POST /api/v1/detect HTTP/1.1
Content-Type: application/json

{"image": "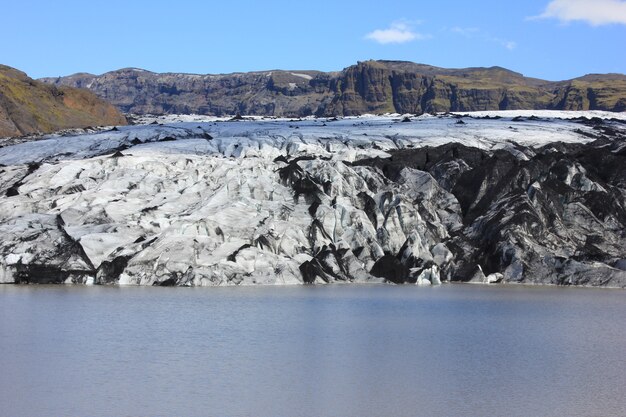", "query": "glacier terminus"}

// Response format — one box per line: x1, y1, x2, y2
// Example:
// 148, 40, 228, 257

0, 111, 625, 287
